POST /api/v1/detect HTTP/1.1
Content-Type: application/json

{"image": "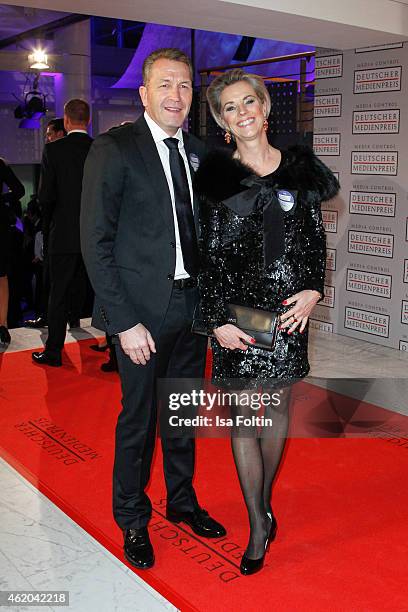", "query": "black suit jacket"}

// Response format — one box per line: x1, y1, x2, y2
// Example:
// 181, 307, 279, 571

80, 115, 206, 336
39, 132, 93, 254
